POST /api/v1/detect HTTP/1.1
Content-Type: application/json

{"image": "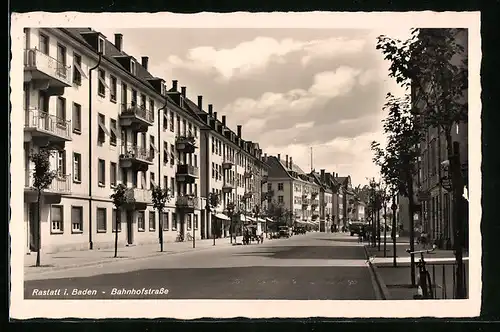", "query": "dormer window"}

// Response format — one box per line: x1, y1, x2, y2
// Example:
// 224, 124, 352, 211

98, 37, 105, 54
130, 60, 136, 75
